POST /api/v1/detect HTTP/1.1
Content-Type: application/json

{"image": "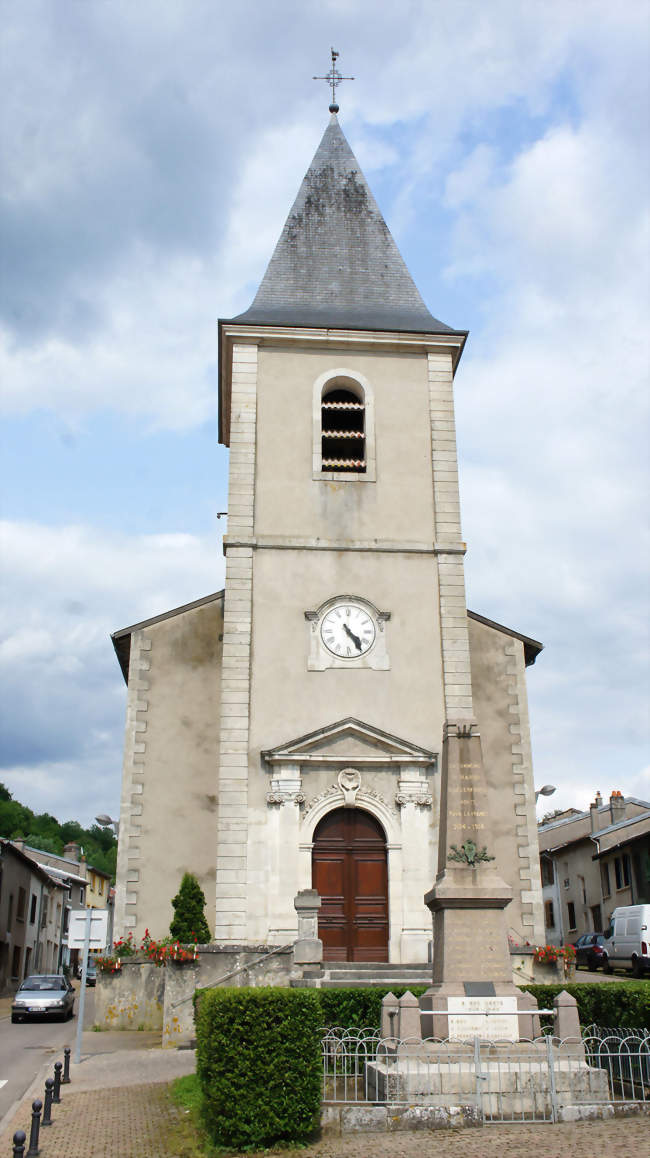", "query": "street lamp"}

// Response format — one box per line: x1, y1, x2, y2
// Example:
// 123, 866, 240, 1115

534, 784, 557, 803
95, 814, 120, 837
